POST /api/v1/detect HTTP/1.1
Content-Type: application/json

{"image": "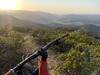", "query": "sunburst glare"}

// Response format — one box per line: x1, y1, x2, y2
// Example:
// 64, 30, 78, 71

0, 0, 19, 10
